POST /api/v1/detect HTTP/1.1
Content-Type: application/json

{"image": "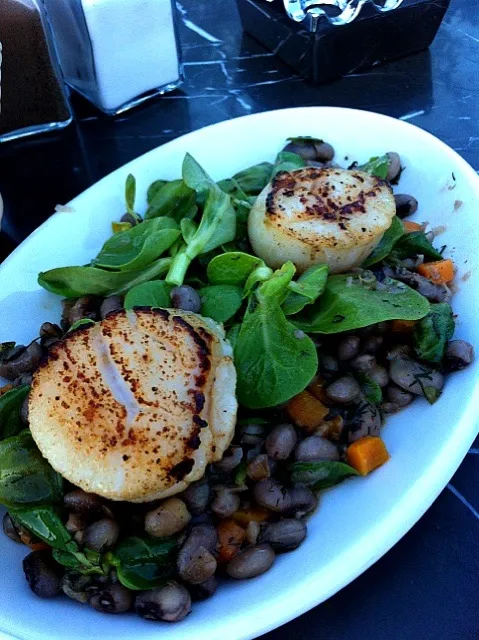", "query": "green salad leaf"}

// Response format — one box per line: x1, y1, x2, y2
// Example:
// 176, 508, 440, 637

0, 385, 30, 441
166, 154, 236, 286
283, 264, 329, 315
53, 547, 105, 575
234, 294, 318, 409
221, 162, 273, 196
243, 265, 274, 298
272, 151, 306, 177
38, 257, 171, 298
199, 284, 243, 323
207, 252, 264, 286
290, 461, 359, 490
13, 506, 106, 575
68, 318, 95, 332
256, 262, 296, 305
391, 231, 443, 261
226, 324, 241, 349
362, 217, 404, 267
414, 302, 455, 364
180, 218, 198, 245
357, 373, 383, 405
13, 506, 72, 549
294, 274, 430, 334
145, 179, 197, 222
92, 218, 180, 271
109, 536, 177, 590
0, 431, 63, 508
286, 136, 323, 145
147, 179, 168, 204
359, 155, 390, 179
125, 174, 136, 215
124, 280, 172, 309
